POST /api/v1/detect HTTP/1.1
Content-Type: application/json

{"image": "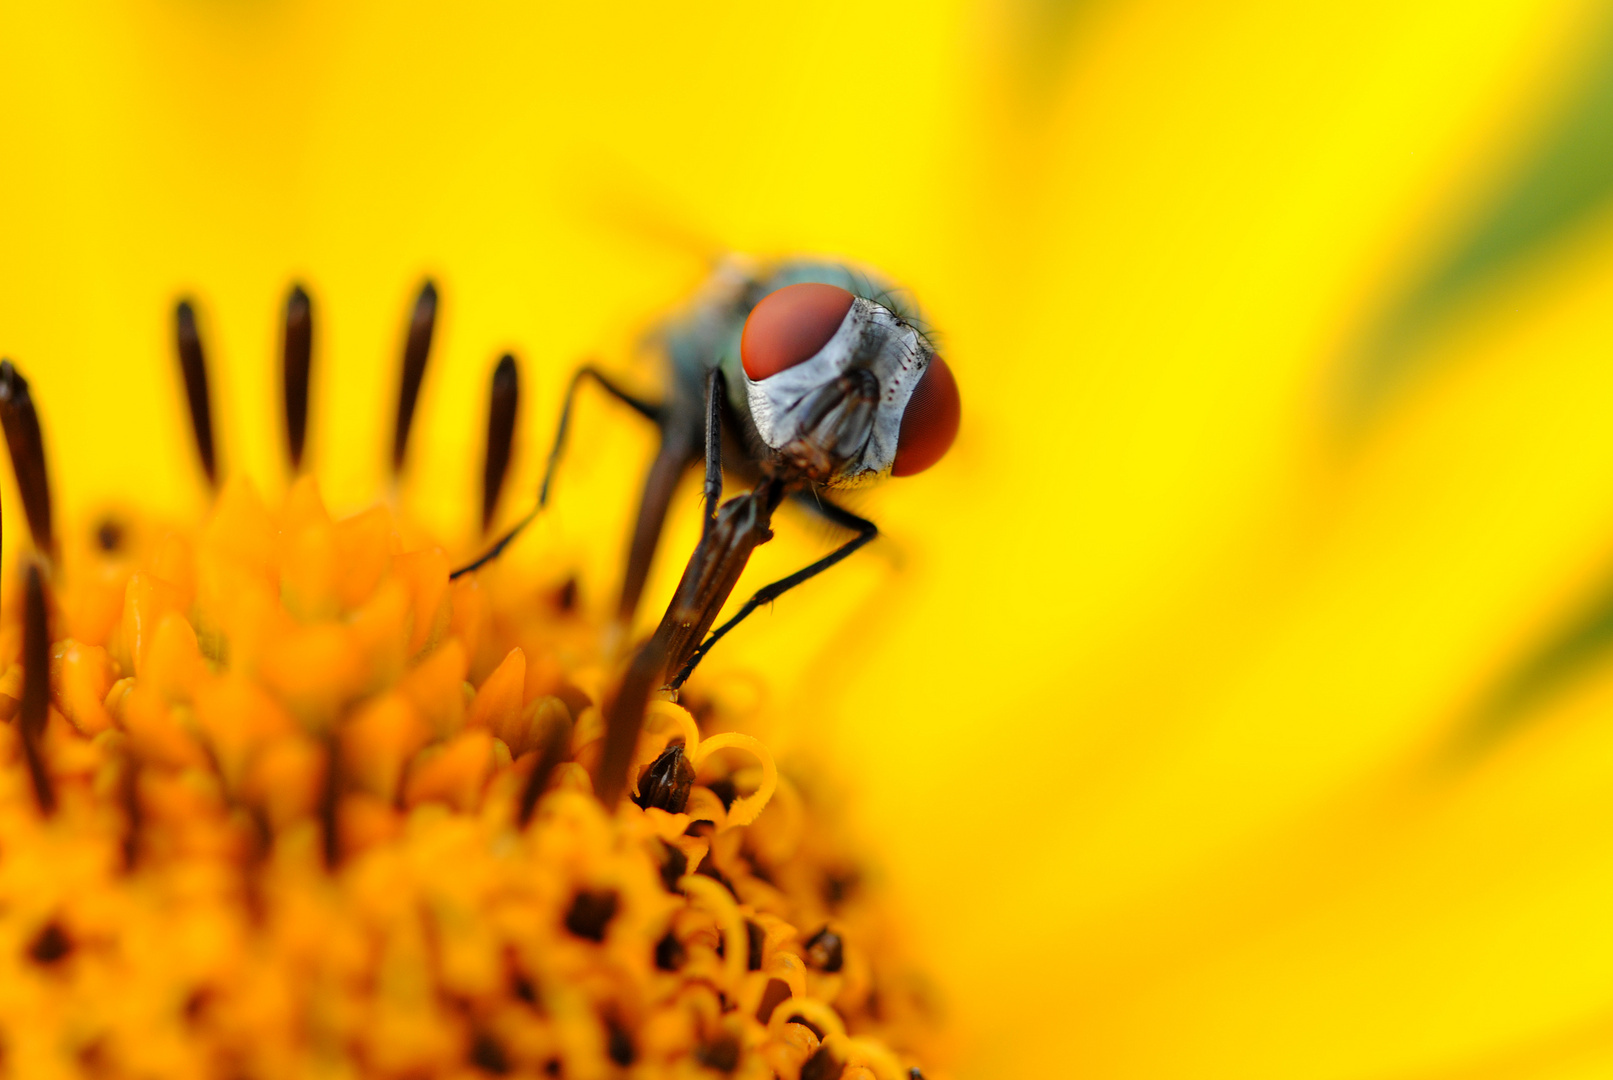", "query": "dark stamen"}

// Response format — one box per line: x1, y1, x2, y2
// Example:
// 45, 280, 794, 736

120, 753, 142, 871
657, 842, 688, 892
26, 921, 71, 965
0, 360, 53, 552
654, 929, 685, 971
469, 1032, 510, 1075
517, 703, 573, 827
482, 353, 520, 533
20, 563, 54, 815
823, 868, 860, 908
173, 300, 218, 487
632, 743, 694, 814
706, 776, 738, 811
746, 920, 766, 971
183, 988, 214, 1026
391, 280, 438, 474
553, 575, 578, 613
95, 517, 125, 553
282, 285, 313, 471
755, 978, 792, 1025
696, 857, 738, 899
800, 1045, 843, 1080
606, 1019, 635, 1067
803, 927, 844, 973
563, 889, 619, 942
320, 732, 340, 871
698, 1033, 742, 1072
